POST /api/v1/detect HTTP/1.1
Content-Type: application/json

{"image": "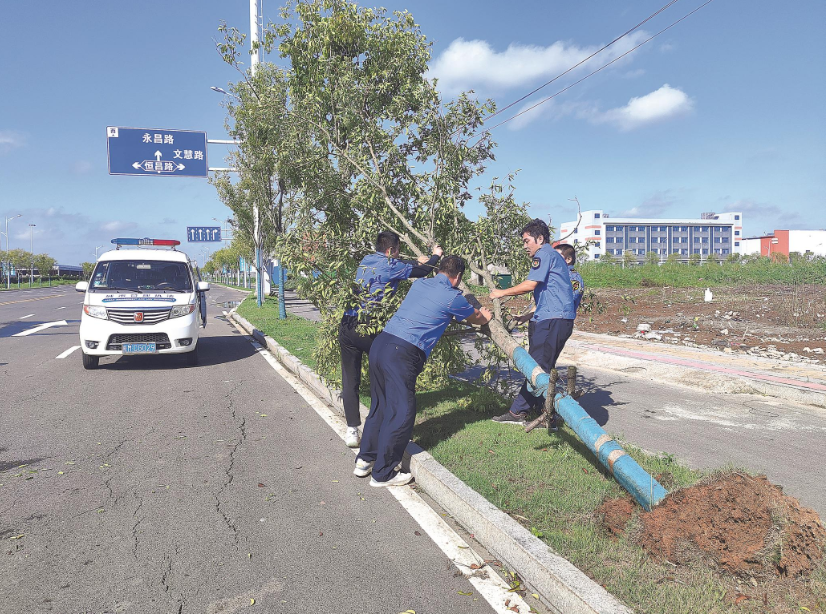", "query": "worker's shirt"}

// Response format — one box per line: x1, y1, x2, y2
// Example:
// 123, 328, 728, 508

343, 253, 414, 317
383, 274, 475, 357
528, 244, 576, 321
568, 265, 584, 313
